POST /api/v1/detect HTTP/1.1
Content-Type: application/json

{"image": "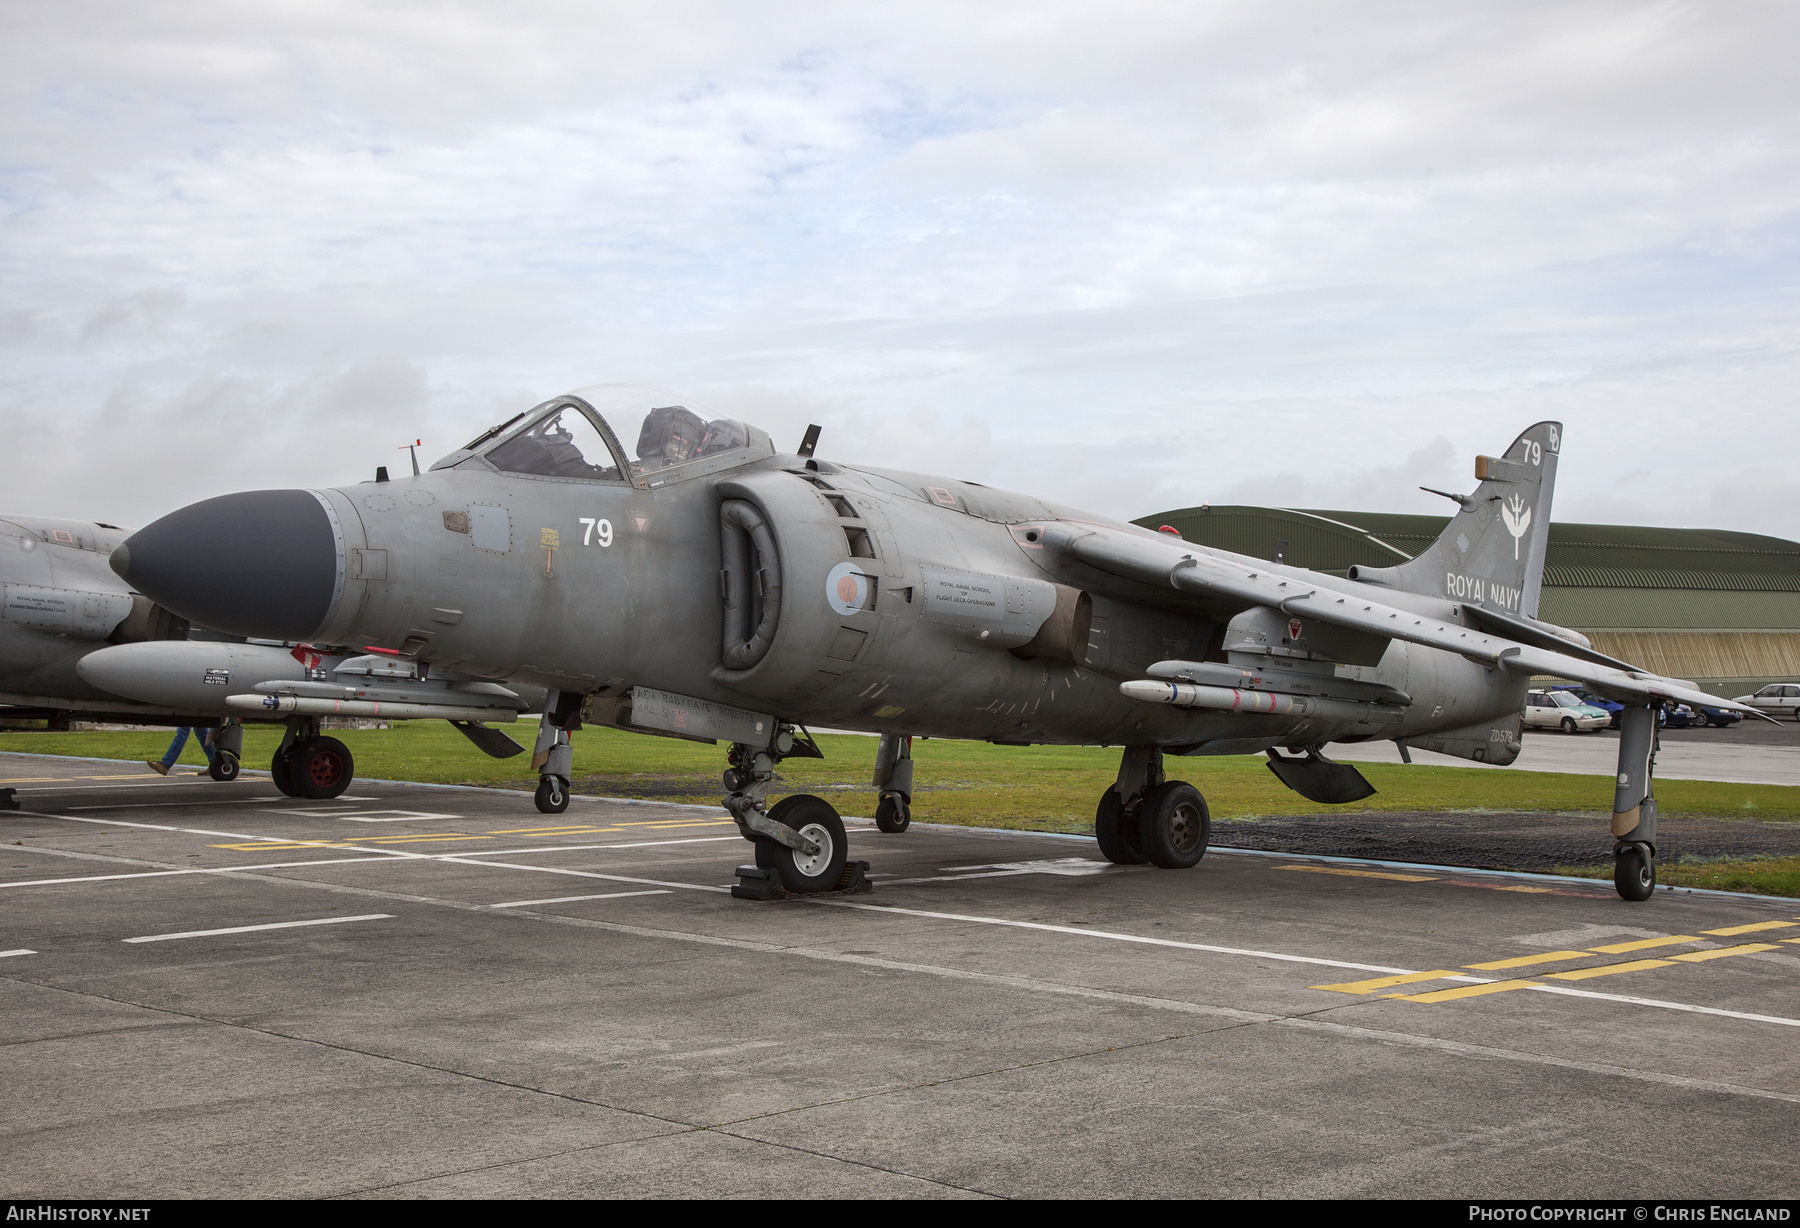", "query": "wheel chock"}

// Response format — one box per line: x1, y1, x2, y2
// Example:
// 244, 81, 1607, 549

835, 859, 872, 894
730, 860, 874, 900
731, 865, 781, 901
0, 788, 17, 811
